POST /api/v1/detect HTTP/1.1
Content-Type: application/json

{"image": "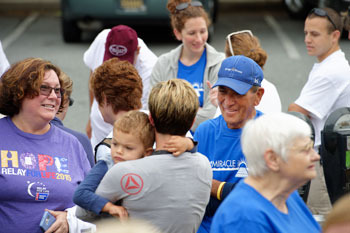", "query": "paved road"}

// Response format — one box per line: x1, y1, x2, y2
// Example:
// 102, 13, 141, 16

1, 2, 350, 134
